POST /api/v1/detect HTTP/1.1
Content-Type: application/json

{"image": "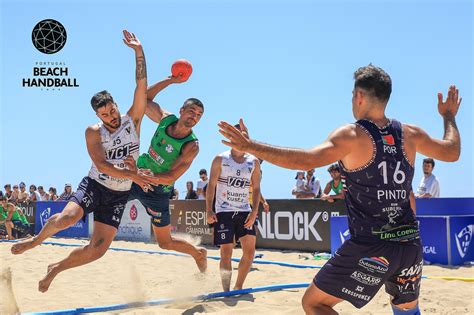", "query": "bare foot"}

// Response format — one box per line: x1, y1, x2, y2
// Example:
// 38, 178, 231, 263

195, 248, 207, 273
38, 263, 59, 293
11, 237, 38, 255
